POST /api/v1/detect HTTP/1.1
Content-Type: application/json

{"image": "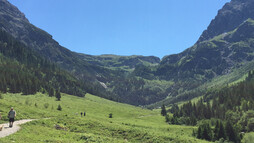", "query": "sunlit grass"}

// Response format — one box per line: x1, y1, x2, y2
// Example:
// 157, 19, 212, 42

0, 93, 209, 143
